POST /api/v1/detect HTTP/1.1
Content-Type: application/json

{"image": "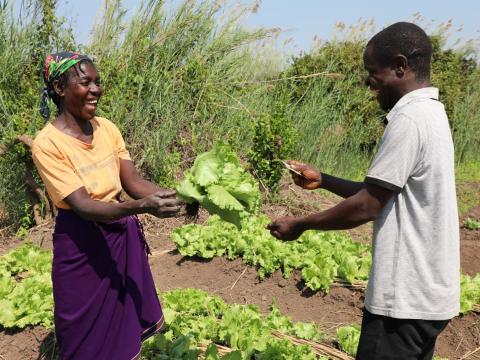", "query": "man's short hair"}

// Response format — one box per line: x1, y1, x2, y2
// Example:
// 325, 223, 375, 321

367, 22, 432, 82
